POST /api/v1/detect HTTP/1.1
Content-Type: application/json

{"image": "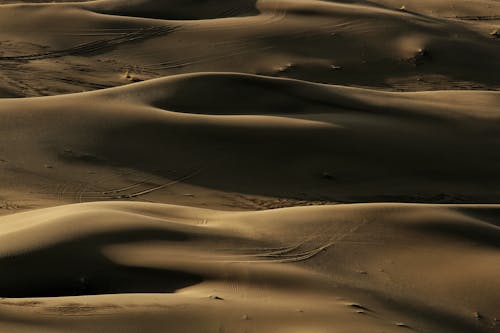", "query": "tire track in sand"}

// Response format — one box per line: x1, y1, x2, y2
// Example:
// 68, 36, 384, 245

0, 26, 178, 62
